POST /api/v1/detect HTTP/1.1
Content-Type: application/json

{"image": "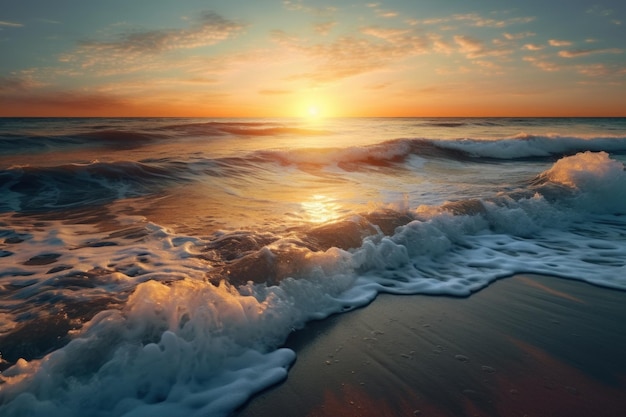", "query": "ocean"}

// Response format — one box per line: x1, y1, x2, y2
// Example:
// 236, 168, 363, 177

1, 117, 625, 416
